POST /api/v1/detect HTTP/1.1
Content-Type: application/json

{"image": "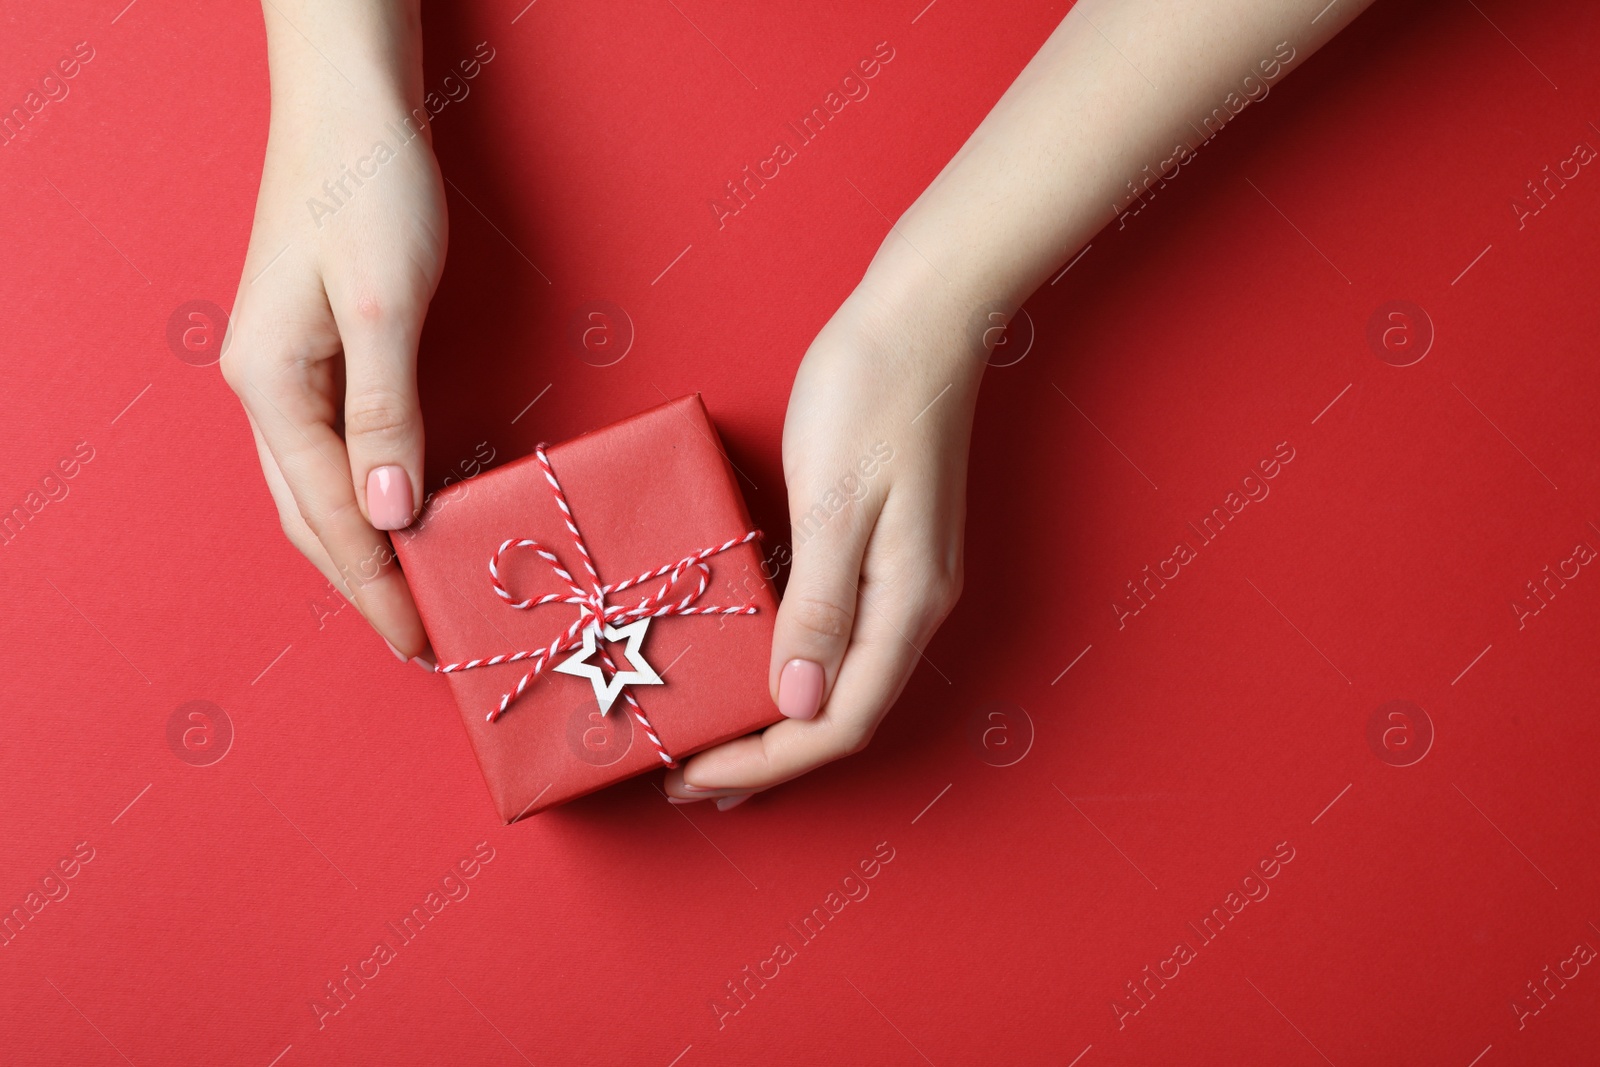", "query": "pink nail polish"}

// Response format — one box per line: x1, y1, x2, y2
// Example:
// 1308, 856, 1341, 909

667, 796, 704, 805
366, 465, 415, 531
384, 639, 407, 662
716, 793, 752, 811
413, 656, 436, 673
777, 659, 824, 719
680, 781, 709, 792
